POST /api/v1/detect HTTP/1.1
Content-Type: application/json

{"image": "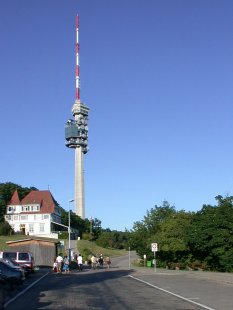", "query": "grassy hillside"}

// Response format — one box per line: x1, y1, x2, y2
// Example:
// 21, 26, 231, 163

76, 239, 127, 258
0, 235, 30, 251
0, 236, 128, 259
